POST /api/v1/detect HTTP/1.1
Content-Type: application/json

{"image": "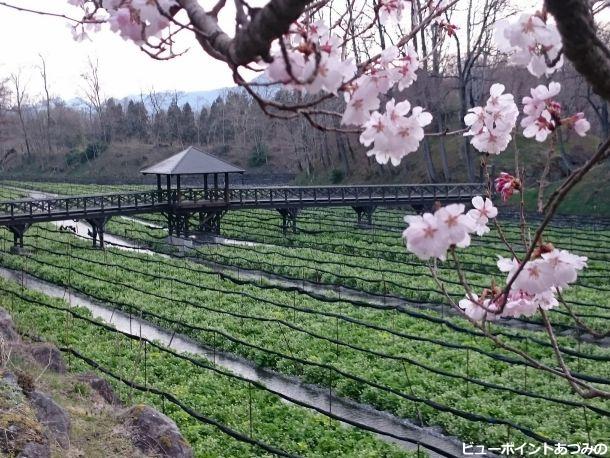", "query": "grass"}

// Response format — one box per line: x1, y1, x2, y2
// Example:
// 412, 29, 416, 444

521, 161, 610, 215
0, 342, 148, 457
